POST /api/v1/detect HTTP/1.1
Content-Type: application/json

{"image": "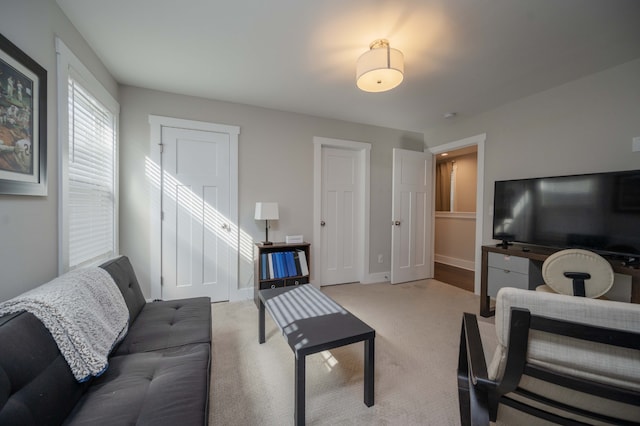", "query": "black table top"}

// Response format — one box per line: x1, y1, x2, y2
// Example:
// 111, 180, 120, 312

259, 284, 375, 356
